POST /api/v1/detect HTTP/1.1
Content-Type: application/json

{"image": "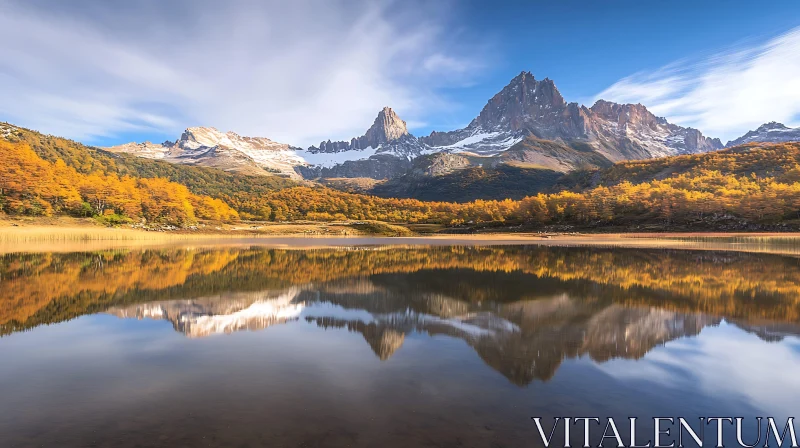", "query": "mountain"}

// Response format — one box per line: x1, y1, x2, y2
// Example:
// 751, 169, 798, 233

420, 71, 723, 164
104, 71, 724, 186
295, 107, 429, 179
420, 73, 576, 154
106, 108, 428, 180
587, 99, 723, 158
726, 122, 800, 147
107, 127, 306, 178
